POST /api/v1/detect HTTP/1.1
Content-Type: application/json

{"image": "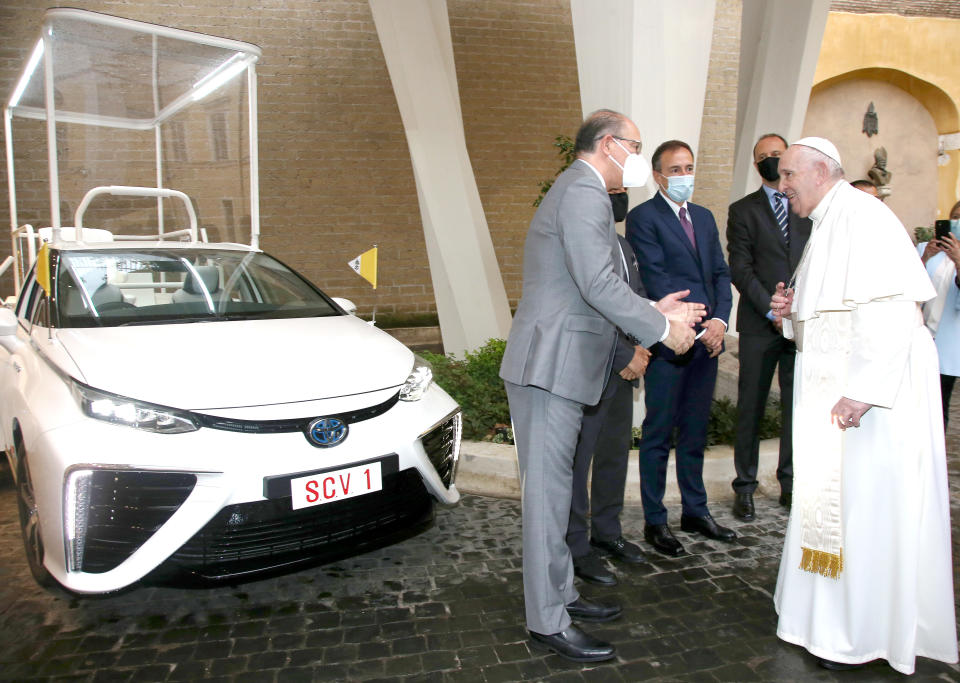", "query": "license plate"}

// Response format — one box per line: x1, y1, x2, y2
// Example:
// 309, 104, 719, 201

290, 461, 382, 510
